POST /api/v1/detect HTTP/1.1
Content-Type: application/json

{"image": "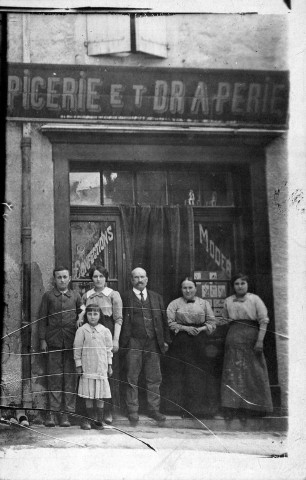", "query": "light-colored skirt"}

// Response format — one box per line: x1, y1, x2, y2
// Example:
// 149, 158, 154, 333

221, 320, 273, 412
78, 375, 111, 400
